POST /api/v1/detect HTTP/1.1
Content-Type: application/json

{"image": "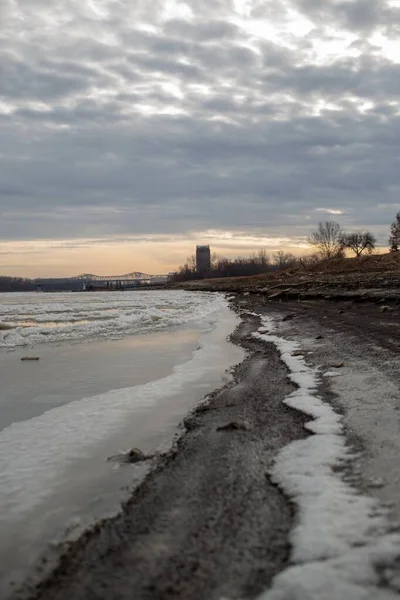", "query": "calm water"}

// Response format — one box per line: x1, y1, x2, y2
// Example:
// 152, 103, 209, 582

0, 290, 243, 596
